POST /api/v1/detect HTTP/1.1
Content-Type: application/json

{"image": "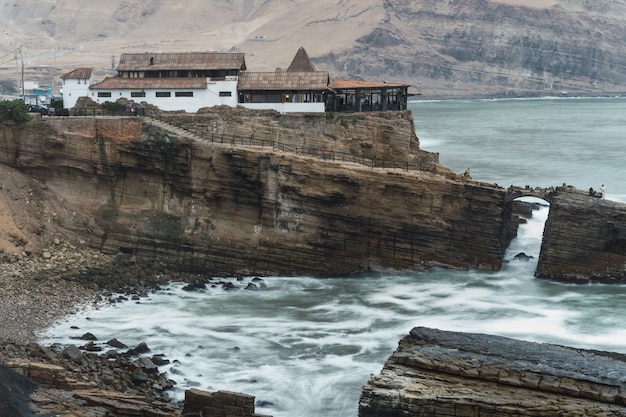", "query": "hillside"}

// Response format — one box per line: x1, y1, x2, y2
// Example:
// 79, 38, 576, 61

1, 0, 625, 98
